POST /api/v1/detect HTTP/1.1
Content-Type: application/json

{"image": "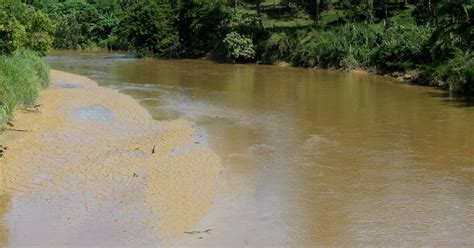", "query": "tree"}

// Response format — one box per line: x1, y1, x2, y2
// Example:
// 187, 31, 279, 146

118, 0, 178, 57
429, 0, 472, 58
0, 0, 54, 55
